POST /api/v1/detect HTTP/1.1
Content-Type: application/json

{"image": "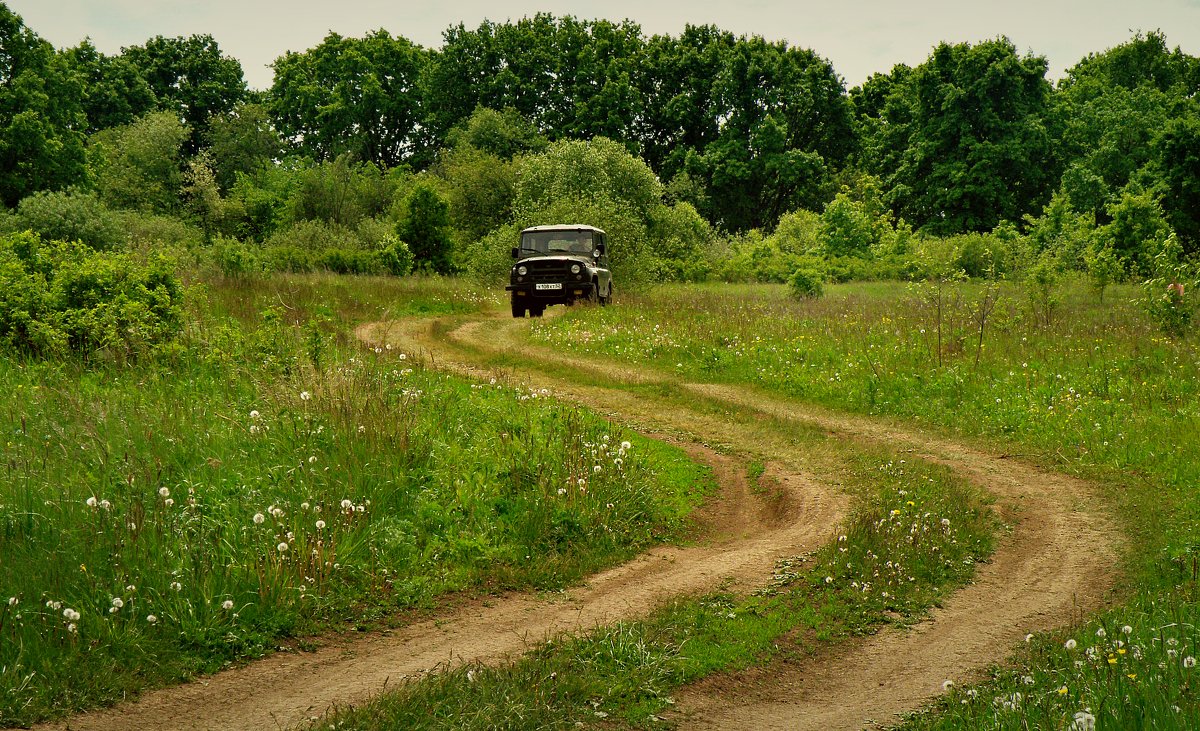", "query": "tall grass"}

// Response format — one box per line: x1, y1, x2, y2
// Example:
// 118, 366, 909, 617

0, 274, 708, 725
